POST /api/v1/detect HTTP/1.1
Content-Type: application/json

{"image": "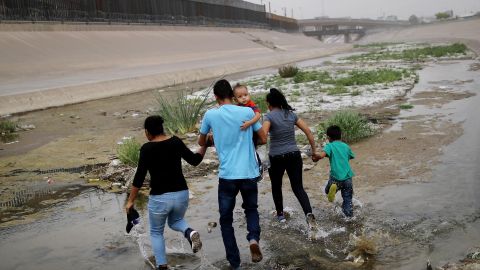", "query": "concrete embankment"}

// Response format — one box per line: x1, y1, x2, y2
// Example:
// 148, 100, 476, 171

362, 18, 480, 54
0, 23, 350, 115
